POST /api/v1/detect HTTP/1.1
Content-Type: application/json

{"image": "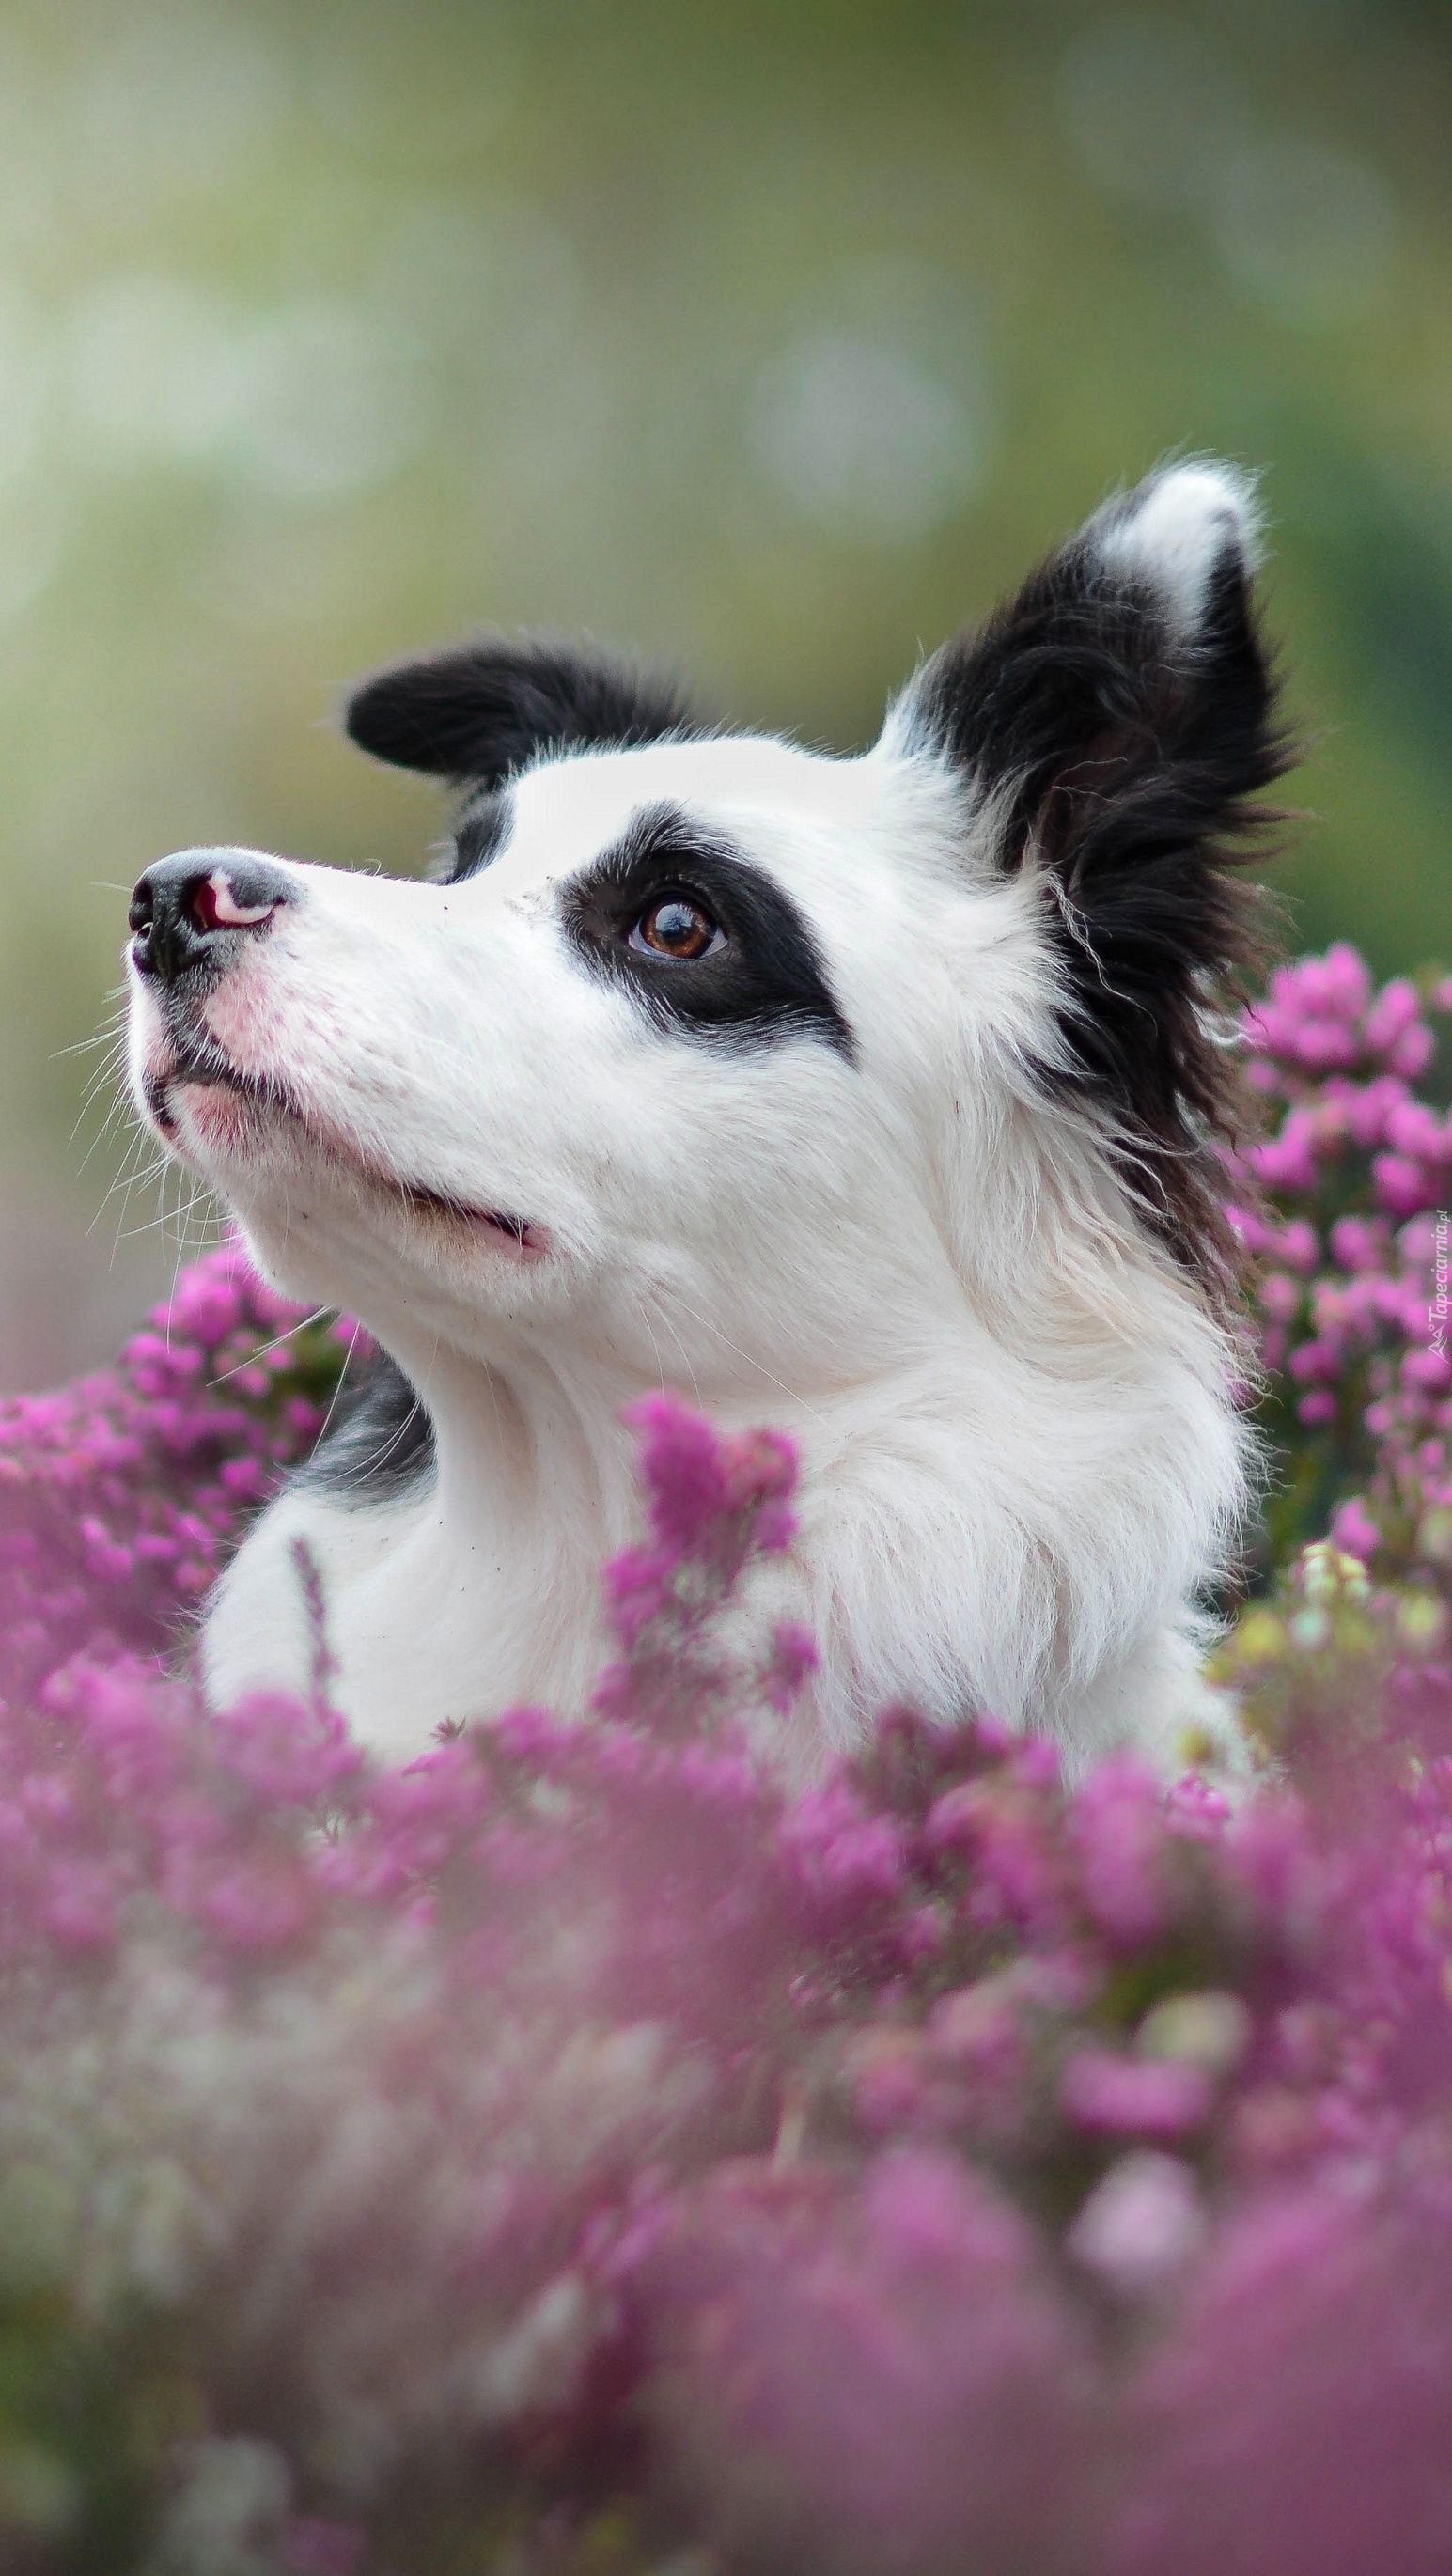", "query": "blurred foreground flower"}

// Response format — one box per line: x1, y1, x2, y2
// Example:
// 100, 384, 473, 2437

2, 949, 1452, 2568
0, 1402, 1446, 2568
